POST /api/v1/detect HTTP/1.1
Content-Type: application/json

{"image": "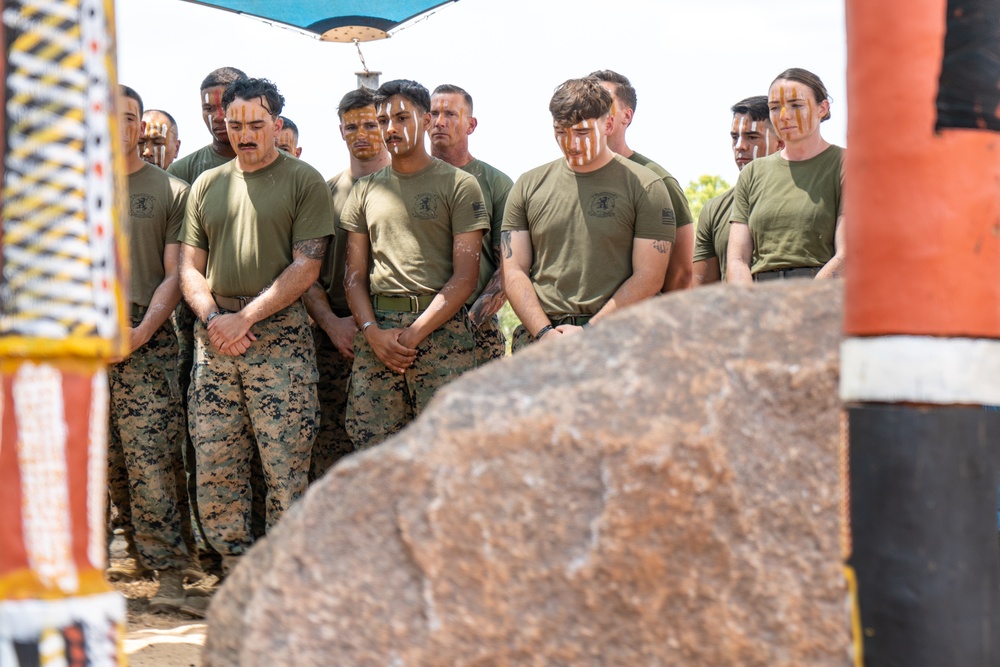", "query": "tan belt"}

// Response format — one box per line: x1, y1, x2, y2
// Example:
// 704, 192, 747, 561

213, 293, 256, 312
372, 294, 435, 313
